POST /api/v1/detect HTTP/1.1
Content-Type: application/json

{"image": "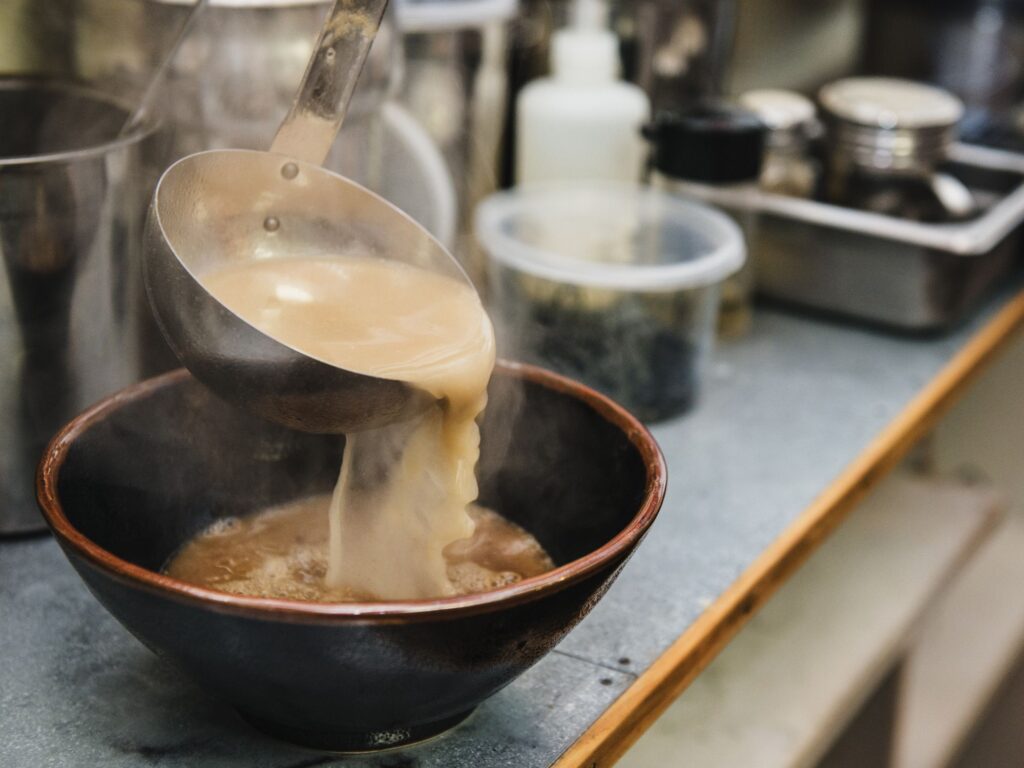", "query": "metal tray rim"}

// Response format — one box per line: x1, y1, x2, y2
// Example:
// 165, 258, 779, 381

670, 143, 1024, 257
